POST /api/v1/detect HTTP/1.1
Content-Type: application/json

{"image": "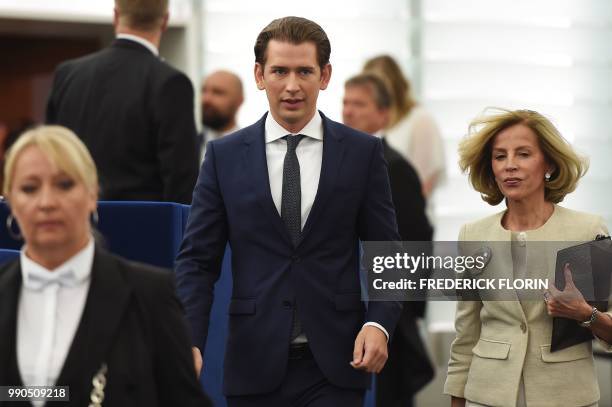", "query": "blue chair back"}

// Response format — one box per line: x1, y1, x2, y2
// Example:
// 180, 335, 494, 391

0, 202, 21, 250
0, 248, 19, 265
1, 201, 187, 269
96, 201, 188, 268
